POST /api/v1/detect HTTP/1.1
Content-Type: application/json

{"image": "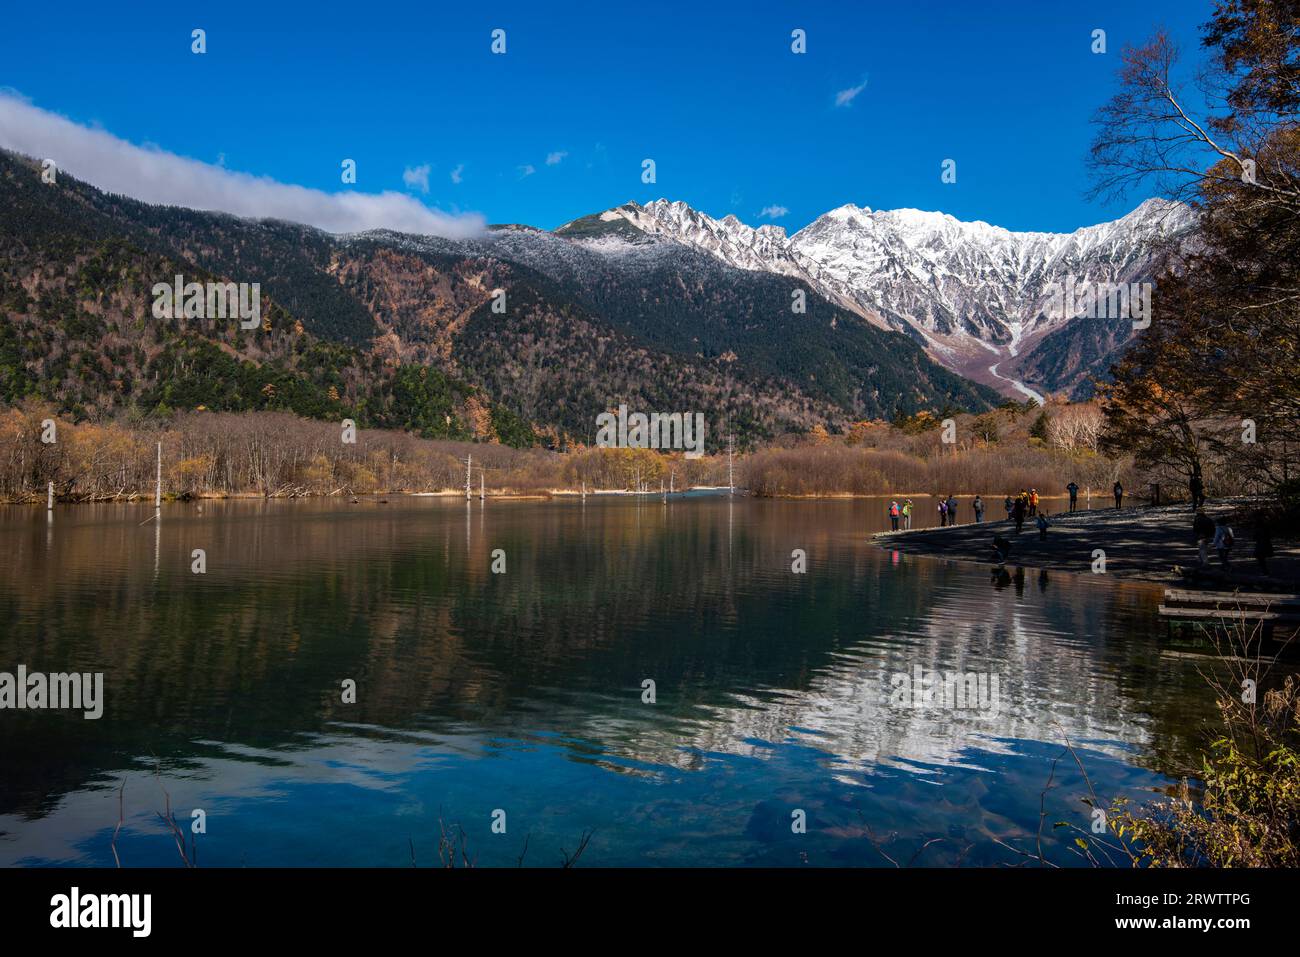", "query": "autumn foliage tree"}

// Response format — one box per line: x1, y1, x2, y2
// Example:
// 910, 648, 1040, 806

1091, 0, 1300, 497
